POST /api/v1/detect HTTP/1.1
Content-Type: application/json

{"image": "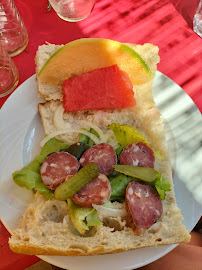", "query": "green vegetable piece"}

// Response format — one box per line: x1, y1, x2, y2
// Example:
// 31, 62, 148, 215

13, 160, 41, 190
79, 131, 89, 144
35, 137, 69, 163
109, 123, 151, 147
54, 162, 99, 200
79, 128, 100, 147
110, 196, 125, 203
109, 174, 134, 197
115, 145, 124, 156
35, 181, 54, 199
153, 173, 171, 200
67, 199, 94, 235
12, 137, 72, 200
113, 165, 158, 183
88, 128, 99, 147
86, 210, 103, 227
66, 142, 89, 160
12, 160, 54, 199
